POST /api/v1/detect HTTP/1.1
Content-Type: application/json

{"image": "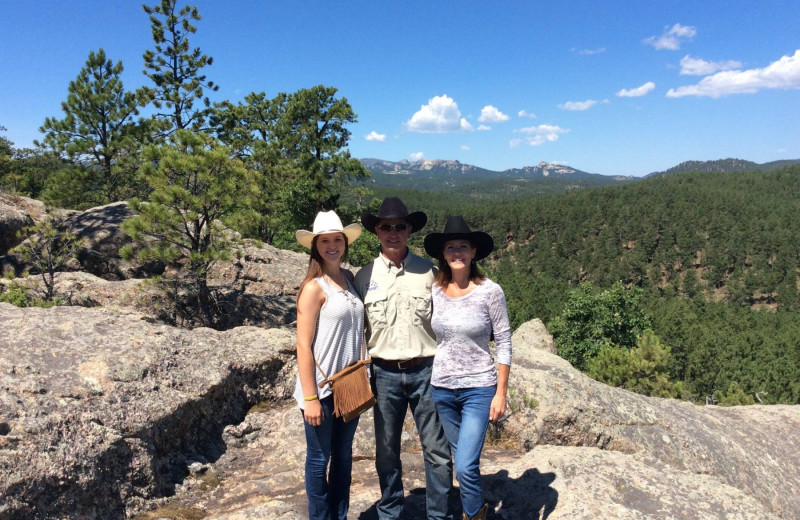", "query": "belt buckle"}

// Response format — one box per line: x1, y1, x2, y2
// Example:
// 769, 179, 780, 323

396, 358, 414, 370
